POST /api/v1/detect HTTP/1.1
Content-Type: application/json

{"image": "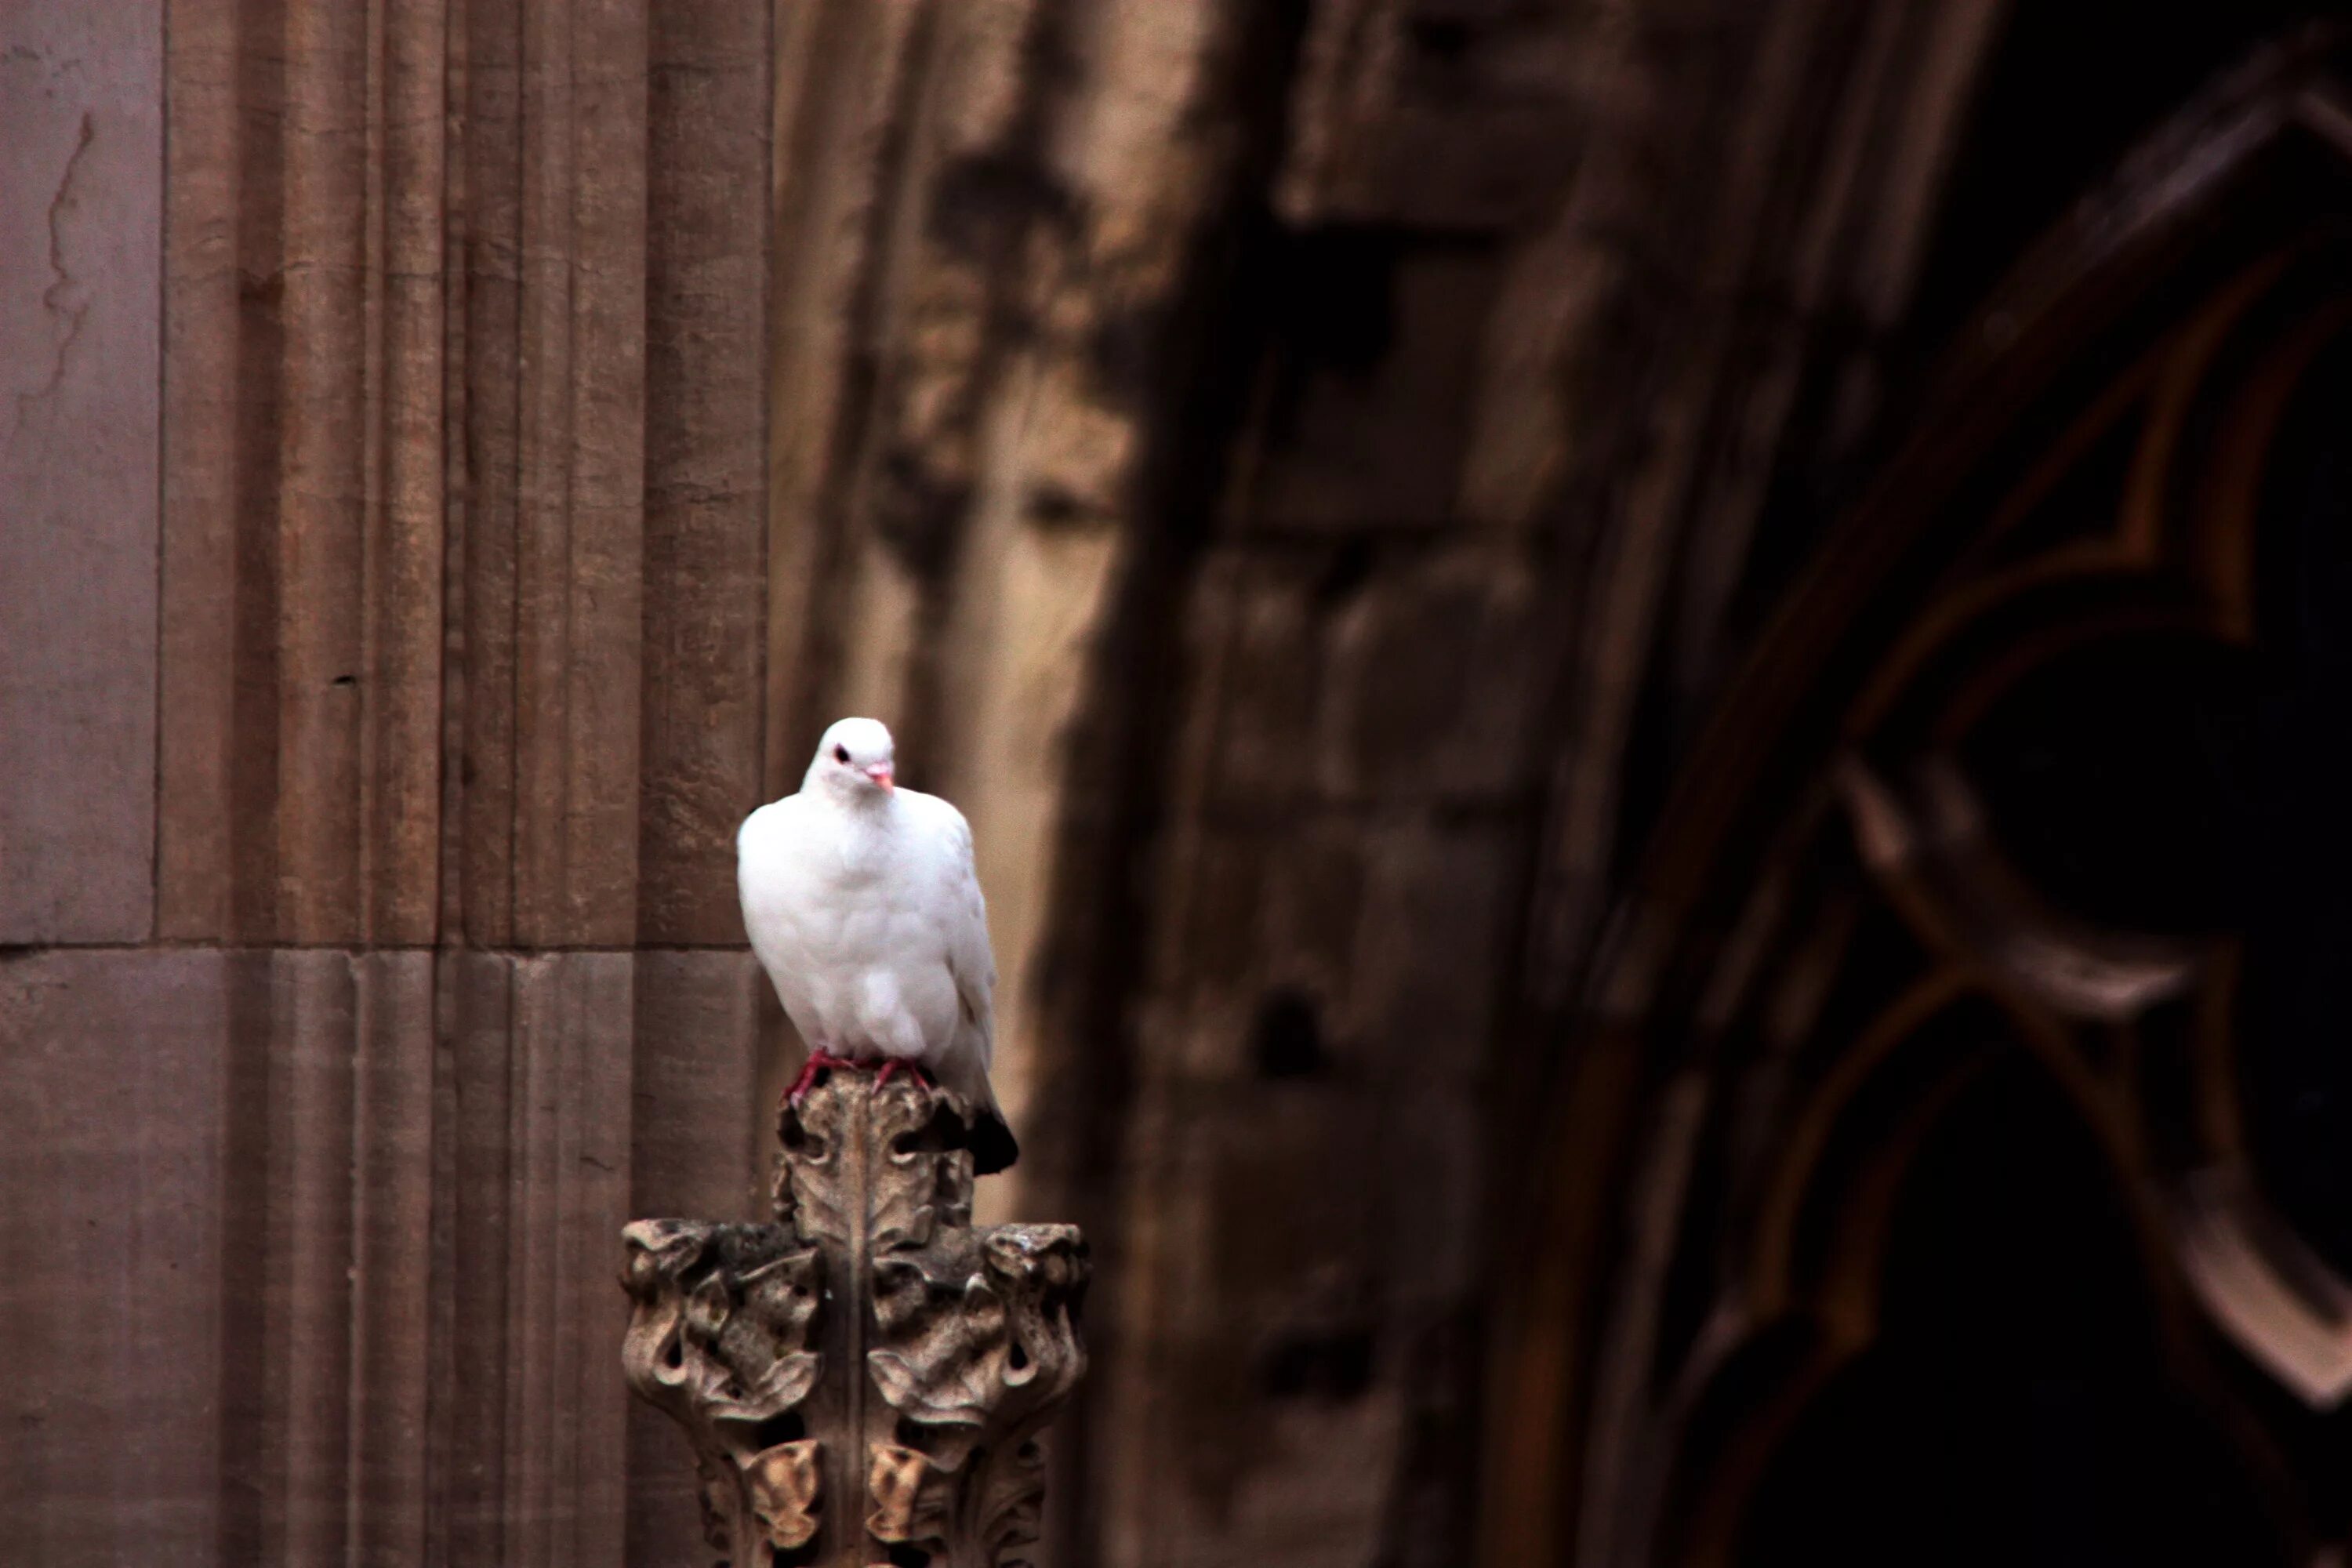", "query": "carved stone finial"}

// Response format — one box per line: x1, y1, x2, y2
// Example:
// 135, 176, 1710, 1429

622, 1070, 1087, 1567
